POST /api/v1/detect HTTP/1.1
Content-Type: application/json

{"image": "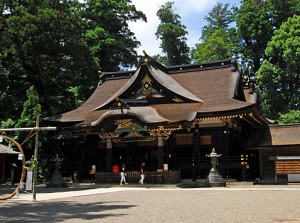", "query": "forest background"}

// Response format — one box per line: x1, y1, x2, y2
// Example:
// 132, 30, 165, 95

0, 0, 299, 180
